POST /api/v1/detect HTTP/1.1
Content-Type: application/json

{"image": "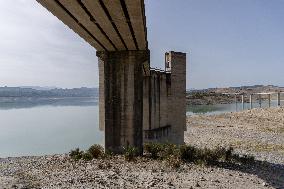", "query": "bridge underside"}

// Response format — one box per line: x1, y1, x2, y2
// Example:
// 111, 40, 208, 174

37, 0, 147, 51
